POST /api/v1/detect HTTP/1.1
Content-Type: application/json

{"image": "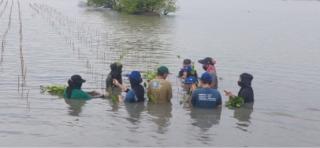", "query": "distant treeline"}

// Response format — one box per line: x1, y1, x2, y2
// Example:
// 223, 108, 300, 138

87, 0, 177, 15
